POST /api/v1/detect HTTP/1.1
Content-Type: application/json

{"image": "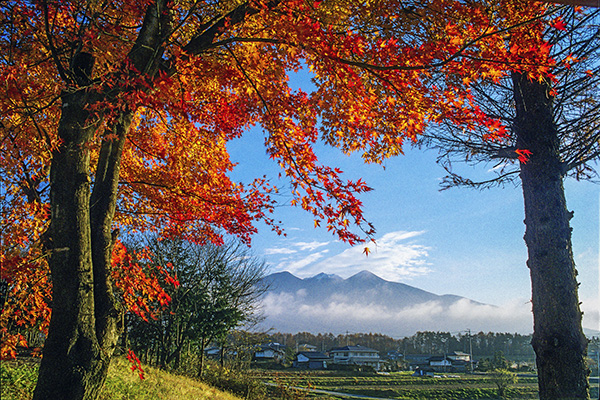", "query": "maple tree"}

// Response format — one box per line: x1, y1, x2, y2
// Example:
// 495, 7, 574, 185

0, 0, 563, 399
421, 7, 599, 399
